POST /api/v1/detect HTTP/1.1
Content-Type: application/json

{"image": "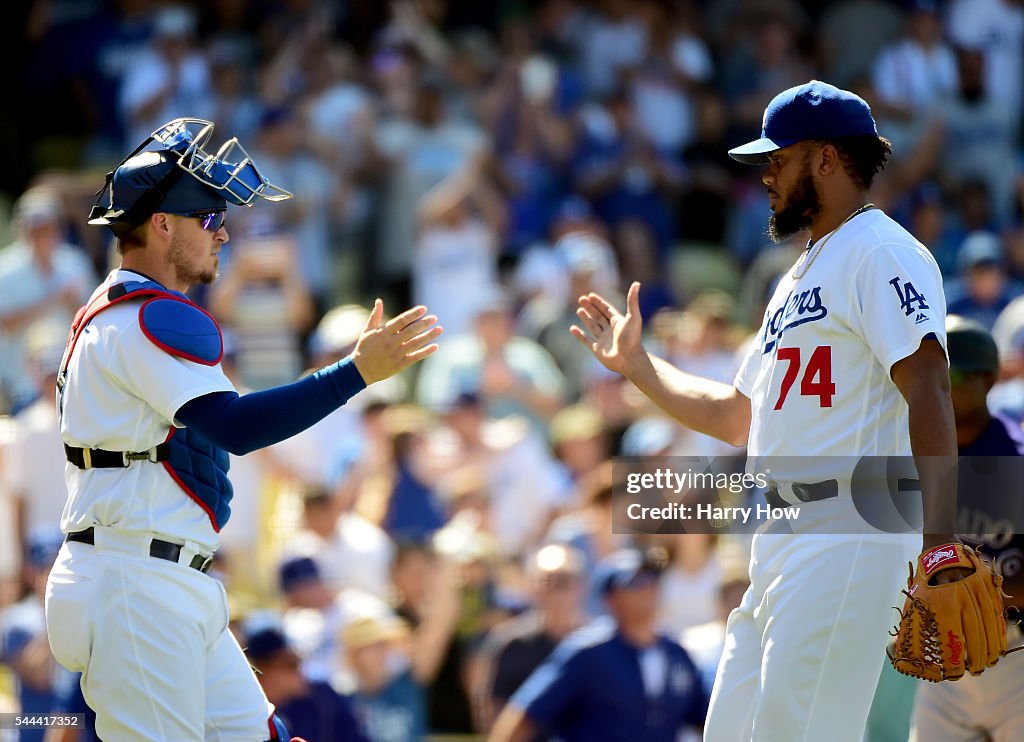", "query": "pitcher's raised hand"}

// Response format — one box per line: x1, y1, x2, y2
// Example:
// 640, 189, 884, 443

569, 281, 644, 377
